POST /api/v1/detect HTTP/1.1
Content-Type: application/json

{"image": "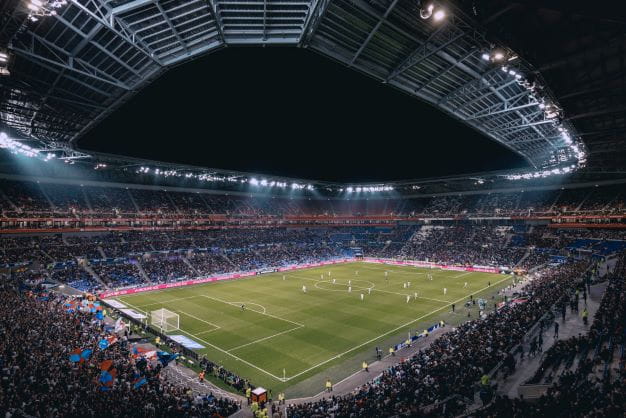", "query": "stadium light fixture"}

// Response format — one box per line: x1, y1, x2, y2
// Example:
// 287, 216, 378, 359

0, 50, 10, 76
419, 2, 434, 19
26, 0, 68, 21
0, 132, 55, 161
433, 9, 446, 21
